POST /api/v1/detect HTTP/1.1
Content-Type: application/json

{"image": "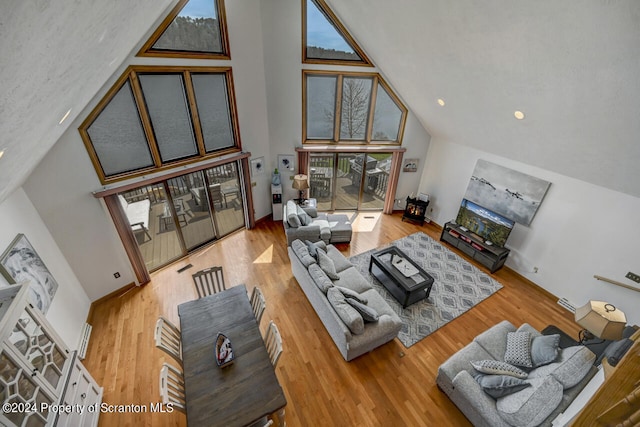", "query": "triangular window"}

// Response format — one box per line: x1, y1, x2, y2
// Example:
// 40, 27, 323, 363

303, 0, 372, 66
138, 0, 230, 59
